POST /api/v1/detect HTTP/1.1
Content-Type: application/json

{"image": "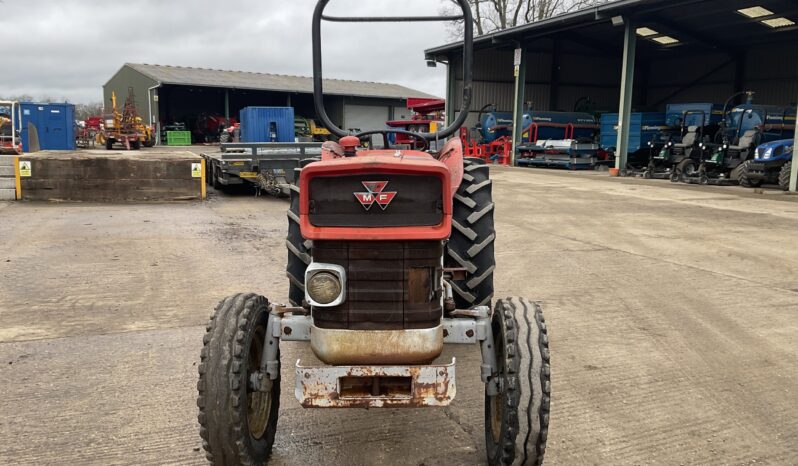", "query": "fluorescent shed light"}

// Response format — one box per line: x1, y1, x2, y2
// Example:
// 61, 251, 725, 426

761, 17, 795, 28
737, 6, 774, 18
636, 27, 659, 37
652, 35, 680, 45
